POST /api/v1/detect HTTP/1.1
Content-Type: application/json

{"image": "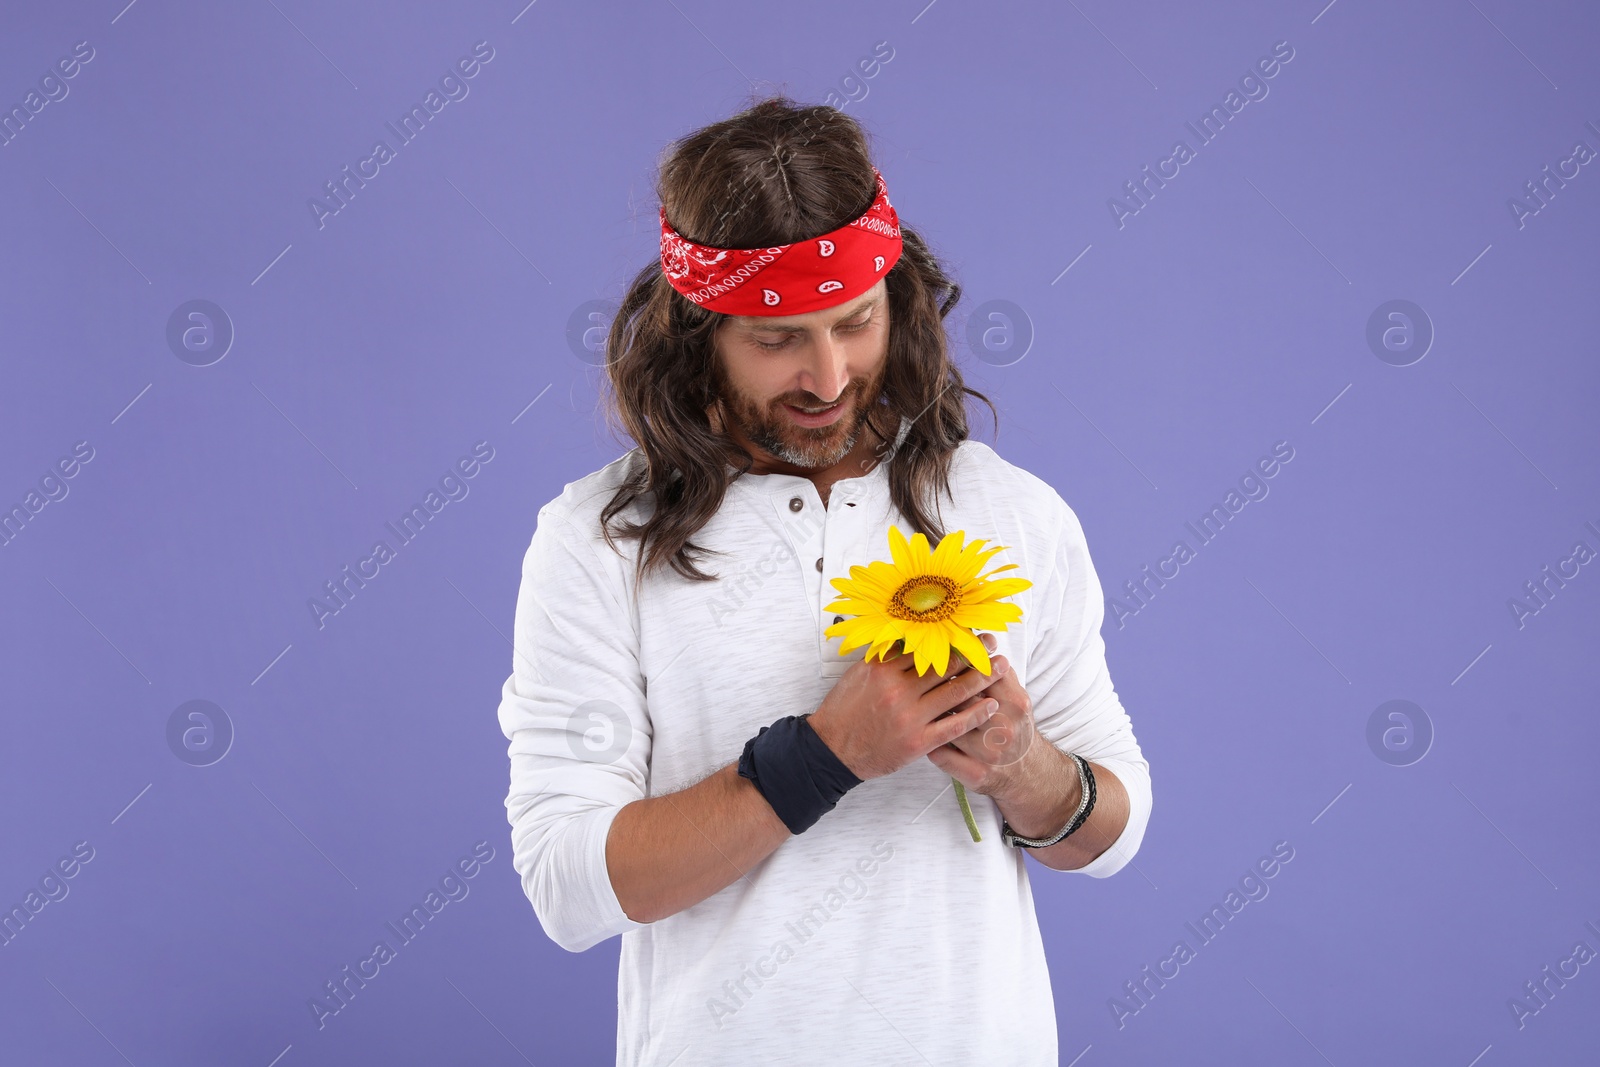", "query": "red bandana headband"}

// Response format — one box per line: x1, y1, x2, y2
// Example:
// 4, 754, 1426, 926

658, 166, 903, 316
